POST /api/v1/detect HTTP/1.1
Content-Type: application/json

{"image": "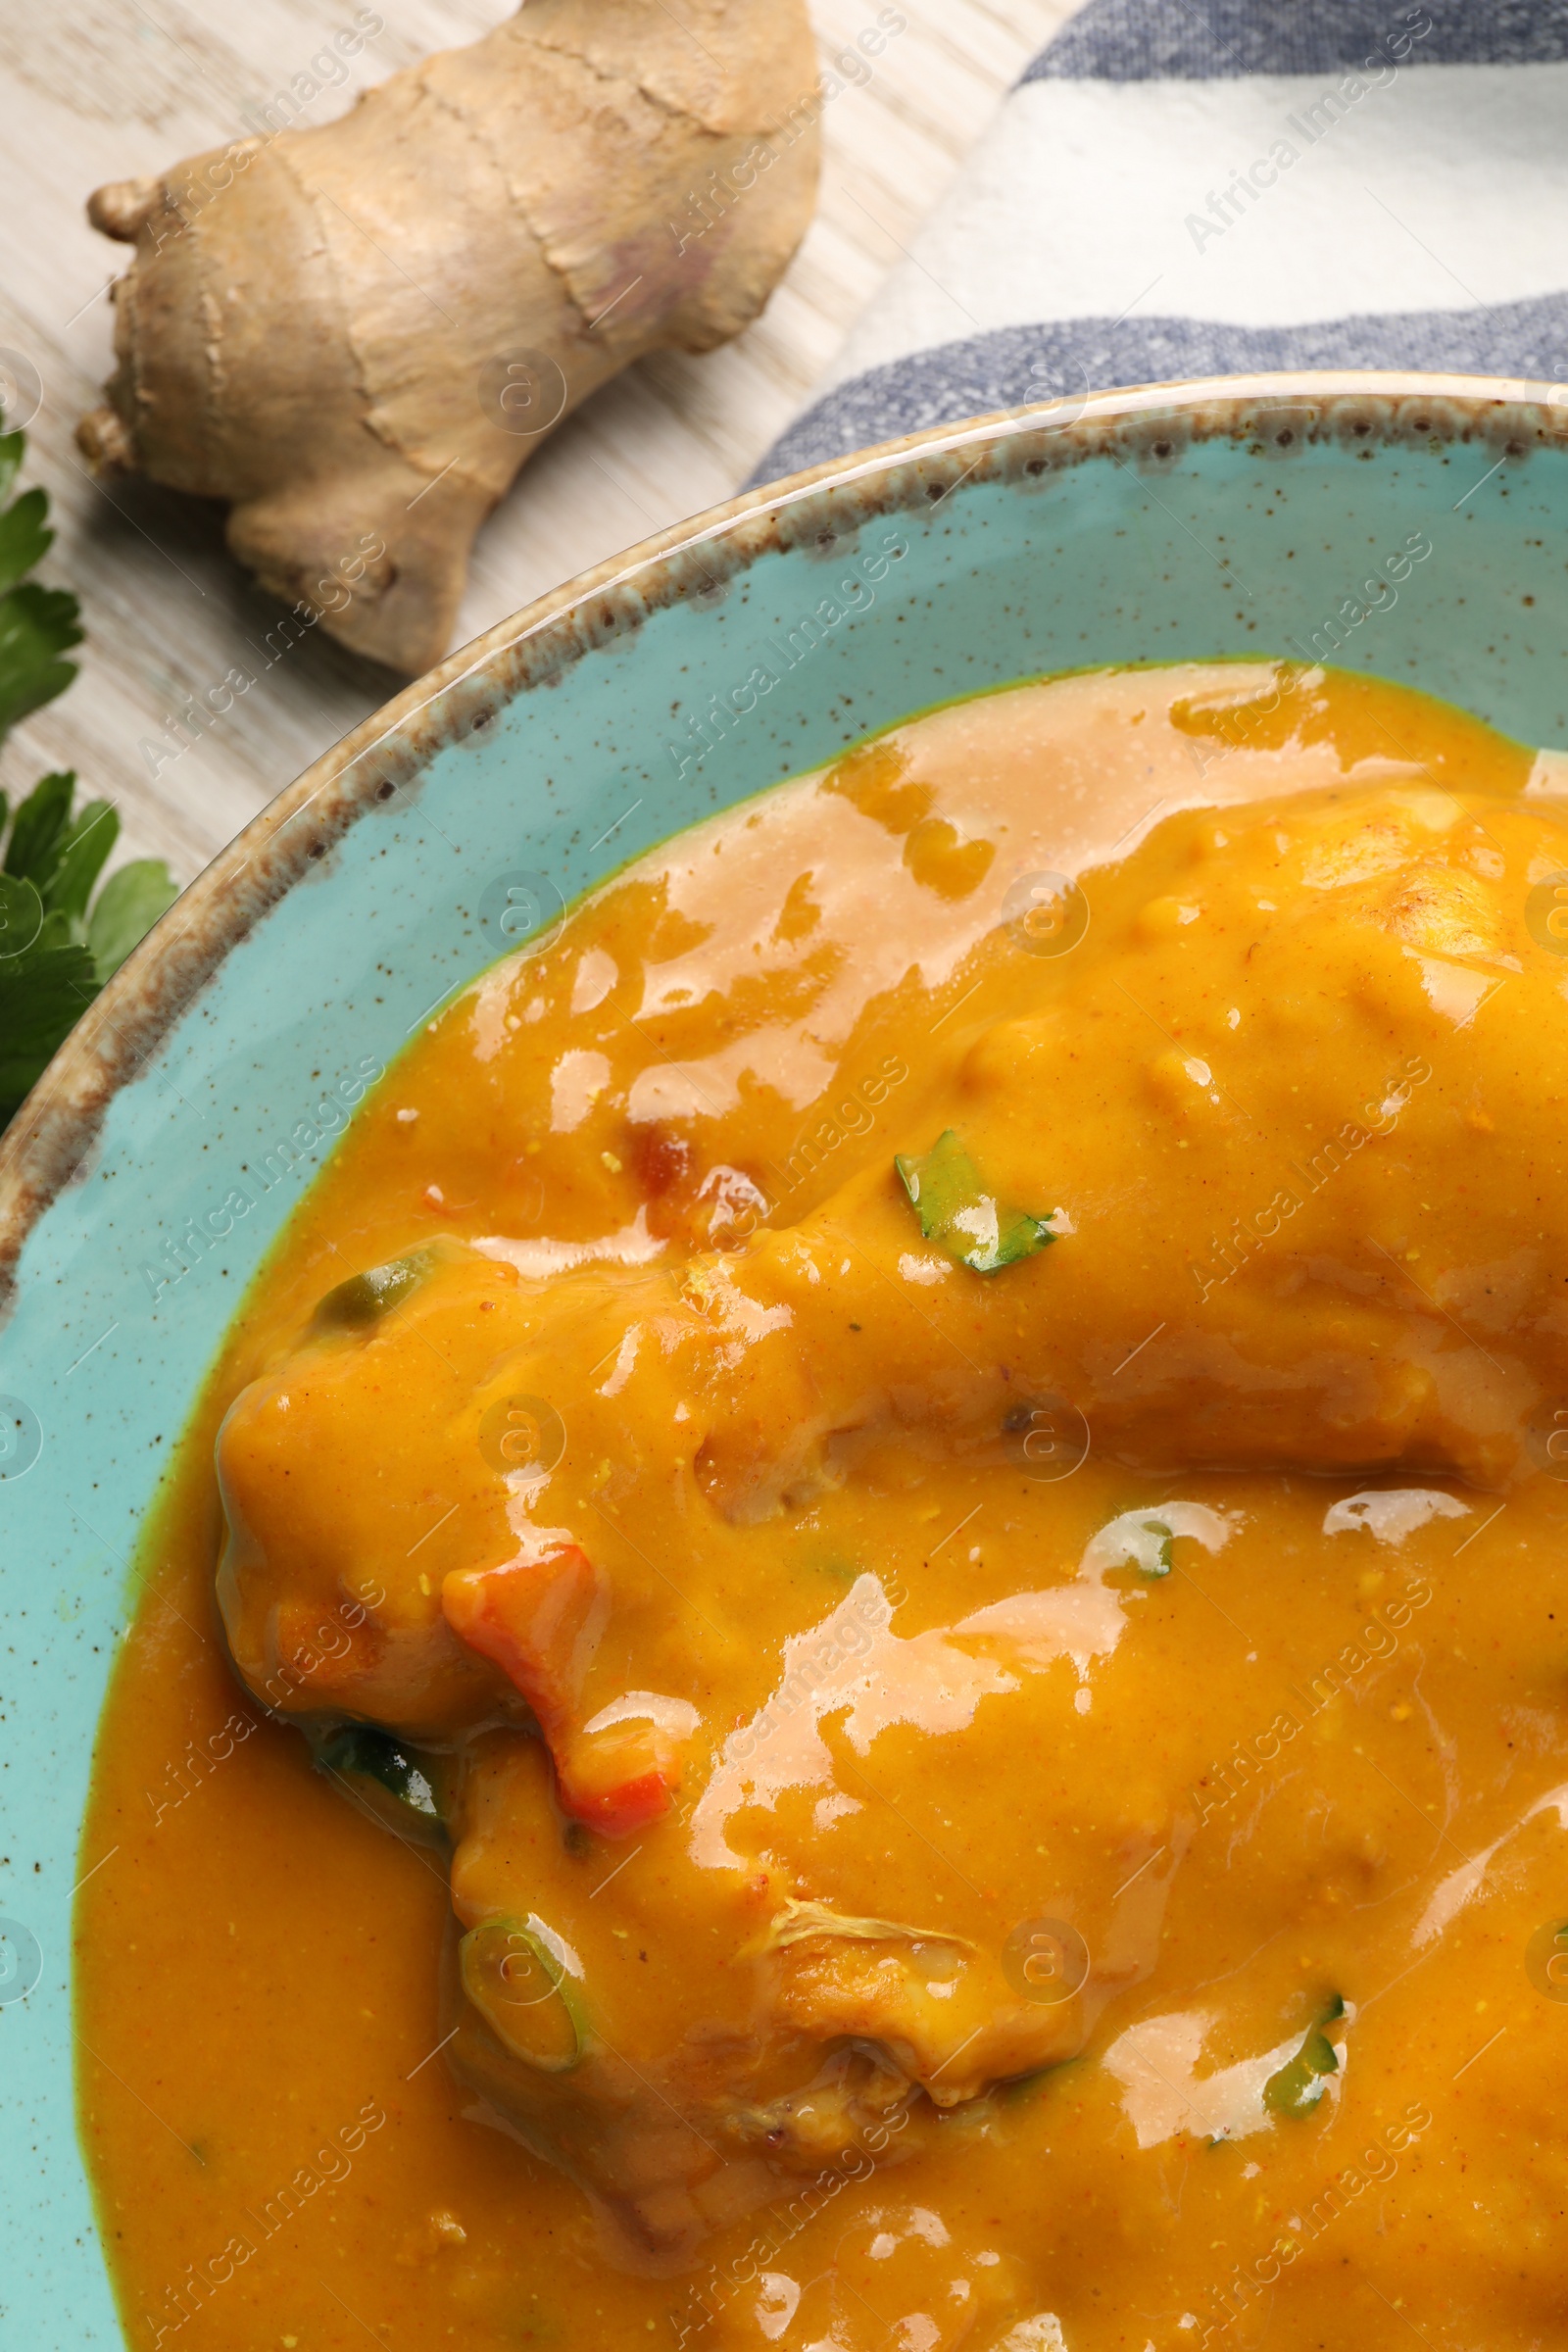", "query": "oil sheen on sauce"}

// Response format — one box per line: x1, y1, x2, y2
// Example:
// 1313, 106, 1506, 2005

77, 662, 1568, 2352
